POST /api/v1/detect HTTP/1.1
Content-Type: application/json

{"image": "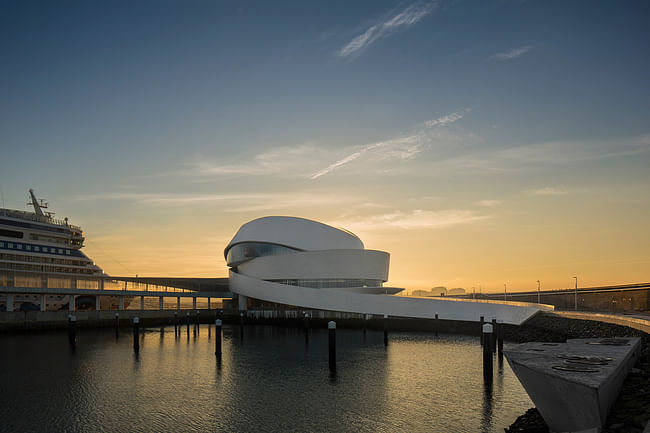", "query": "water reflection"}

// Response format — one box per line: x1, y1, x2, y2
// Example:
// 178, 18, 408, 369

0, 327, 532, 433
